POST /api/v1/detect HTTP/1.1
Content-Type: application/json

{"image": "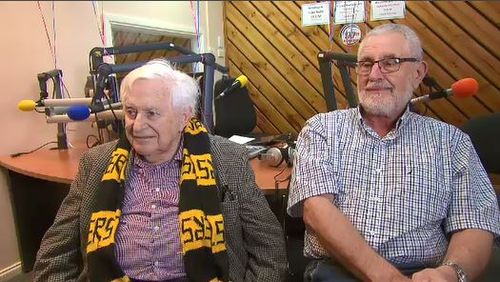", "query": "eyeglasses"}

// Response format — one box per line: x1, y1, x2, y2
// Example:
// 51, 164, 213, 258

355, 57, 420, 75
